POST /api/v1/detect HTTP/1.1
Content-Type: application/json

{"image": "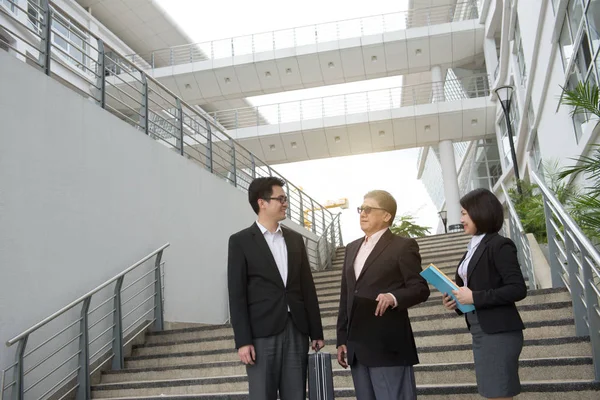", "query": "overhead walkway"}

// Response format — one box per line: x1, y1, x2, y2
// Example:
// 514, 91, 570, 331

117, 2, 484, 105
188, 74, 495, 164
